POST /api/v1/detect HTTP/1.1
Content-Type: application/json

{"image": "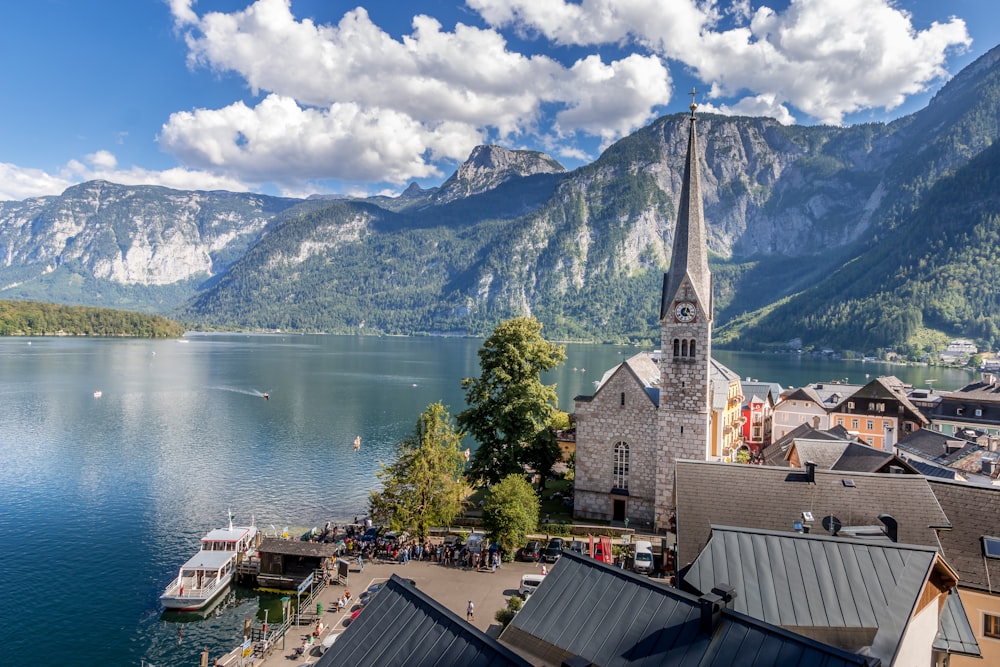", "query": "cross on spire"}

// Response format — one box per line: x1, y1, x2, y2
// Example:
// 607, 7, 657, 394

689, 88, 699, 117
